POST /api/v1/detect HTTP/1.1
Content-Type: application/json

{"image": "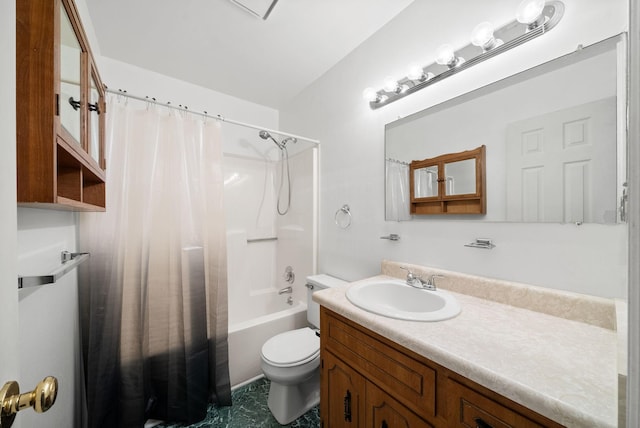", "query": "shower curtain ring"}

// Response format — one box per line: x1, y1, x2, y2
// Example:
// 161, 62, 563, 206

334, 205, 352, 229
